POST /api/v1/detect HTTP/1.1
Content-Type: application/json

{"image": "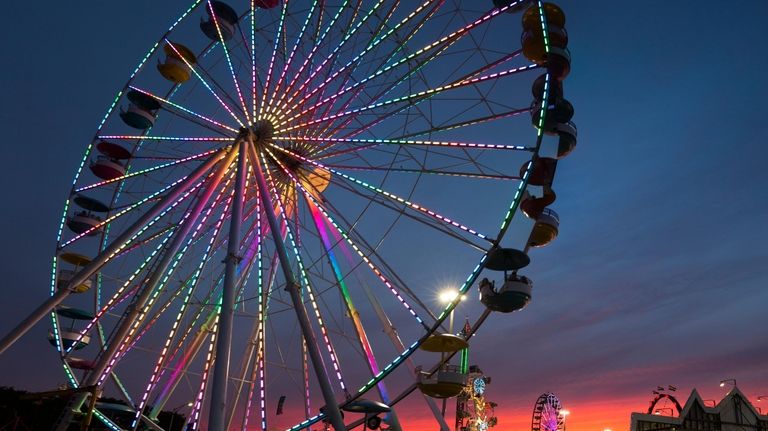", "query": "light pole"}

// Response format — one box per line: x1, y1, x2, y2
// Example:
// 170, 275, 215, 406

719, 379, 737, 388
560, 409, 570, 431
437, 288, 464, 418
